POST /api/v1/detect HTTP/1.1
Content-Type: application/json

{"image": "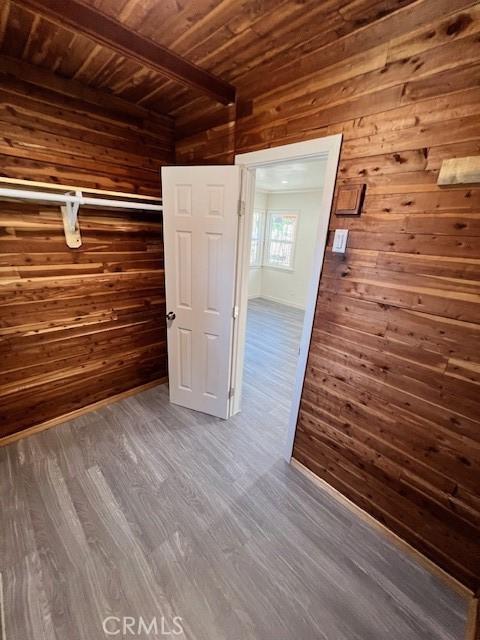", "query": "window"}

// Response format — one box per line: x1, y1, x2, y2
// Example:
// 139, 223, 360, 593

264, 211, 298, 269
249, 209, 265, 266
